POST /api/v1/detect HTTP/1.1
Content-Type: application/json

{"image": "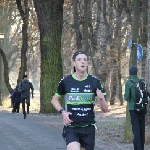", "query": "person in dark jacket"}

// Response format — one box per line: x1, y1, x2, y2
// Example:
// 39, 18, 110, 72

124, 66, 145, 150
10, 88, 16, 113
13, 85, 21, 113
18, 75, 34, 119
